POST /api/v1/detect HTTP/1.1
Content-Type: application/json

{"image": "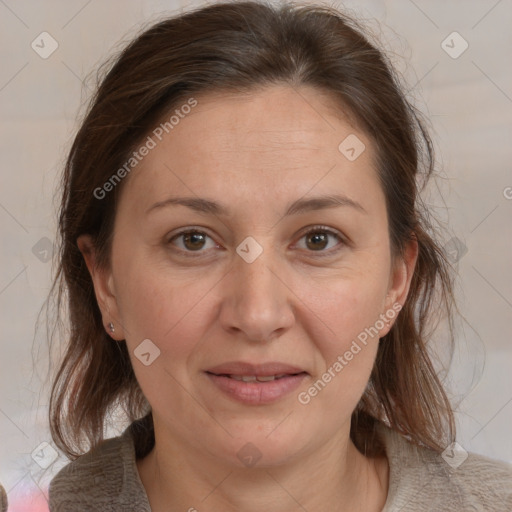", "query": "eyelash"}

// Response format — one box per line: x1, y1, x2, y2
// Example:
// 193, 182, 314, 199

167, 225, 346, 258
